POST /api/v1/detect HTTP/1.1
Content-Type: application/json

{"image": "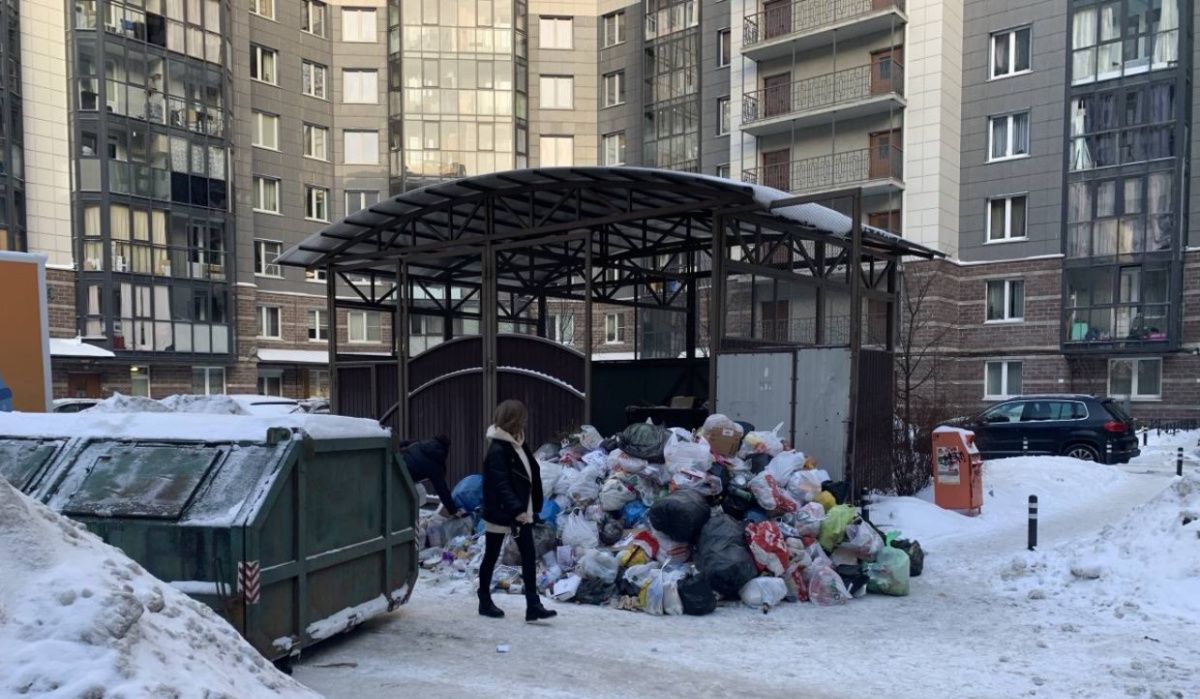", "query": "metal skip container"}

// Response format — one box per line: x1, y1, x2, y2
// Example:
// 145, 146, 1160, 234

0, 412, 419, 661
